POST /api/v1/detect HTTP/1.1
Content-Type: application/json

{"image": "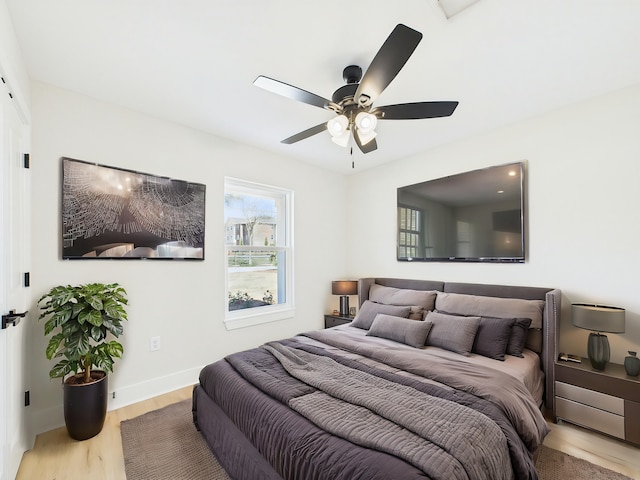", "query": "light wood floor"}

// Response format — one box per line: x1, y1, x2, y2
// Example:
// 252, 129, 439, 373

16, 386, 193, 480
16, 386, 640, 480
544, 417, 640, 479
